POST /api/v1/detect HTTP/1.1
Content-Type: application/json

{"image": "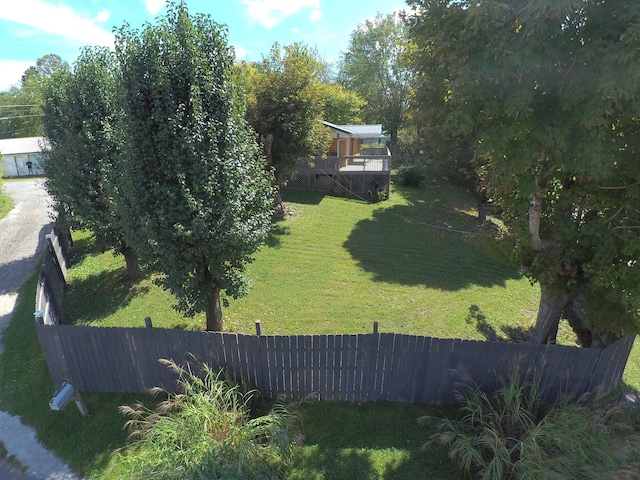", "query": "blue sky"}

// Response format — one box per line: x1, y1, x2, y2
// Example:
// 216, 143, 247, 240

0, 0, 407, 92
